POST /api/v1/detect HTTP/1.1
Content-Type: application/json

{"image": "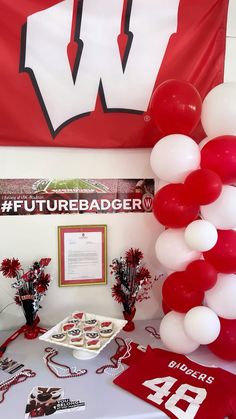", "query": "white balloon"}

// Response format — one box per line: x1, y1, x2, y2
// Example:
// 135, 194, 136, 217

160, 311, 200, 354
201, 82, 236, 137
200, 185, 236, 229
150, 134, 200, 183
184, 220, 218, 251
184, 306, 220, 344
155, 229, 200, 271
205, 274, 236, 319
